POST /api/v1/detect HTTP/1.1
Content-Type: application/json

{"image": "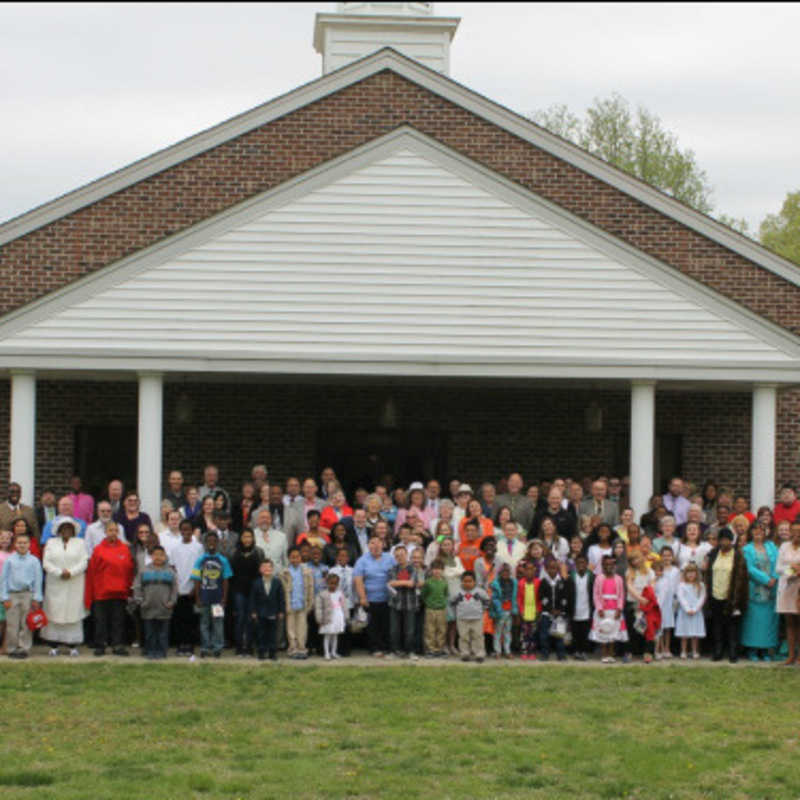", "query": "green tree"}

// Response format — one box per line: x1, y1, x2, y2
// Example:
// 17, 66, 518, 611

532, 93, 714, 214
760, 191, 800, 265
